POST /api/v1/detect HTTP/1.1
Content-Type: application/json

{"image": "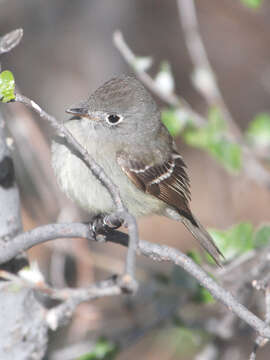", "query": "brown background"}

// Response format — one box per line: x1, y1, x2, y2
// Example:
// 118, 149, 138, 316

1, 1, 270, 359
